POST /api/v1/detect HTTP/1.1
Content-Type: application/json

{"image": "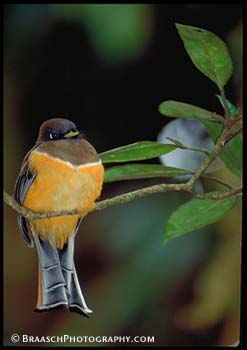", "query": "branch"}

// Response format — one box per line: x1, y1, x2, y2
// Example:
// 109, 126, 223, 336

3, 181, 242, 221
4, 184, 186, 220
95, 183, 186, 211
3, 191, 80, 220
